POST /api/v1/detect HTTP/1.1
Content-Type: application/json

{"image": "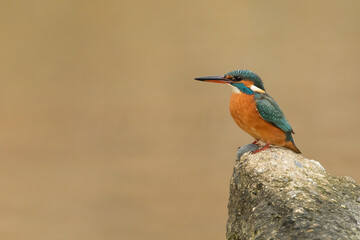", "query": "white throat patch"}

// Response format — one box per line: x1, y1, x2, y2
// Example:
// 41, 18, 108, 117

228, 84, 240, 93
